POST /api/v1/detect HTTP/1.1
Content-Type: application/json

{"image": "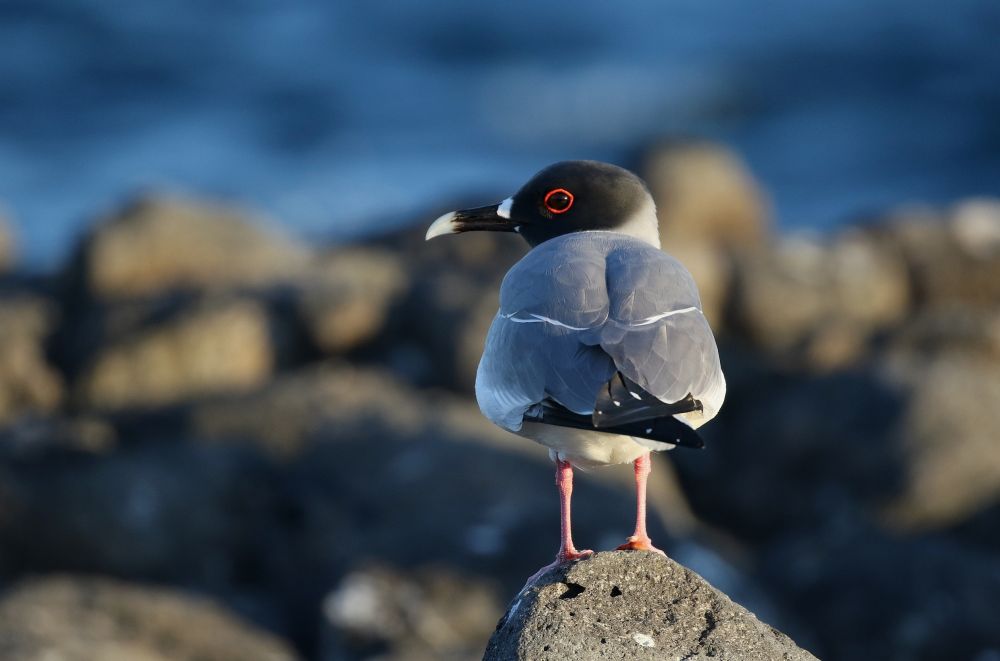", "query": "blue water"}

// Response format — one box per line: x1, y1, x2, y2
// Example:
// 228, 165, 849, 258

1, 0, 999, 268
